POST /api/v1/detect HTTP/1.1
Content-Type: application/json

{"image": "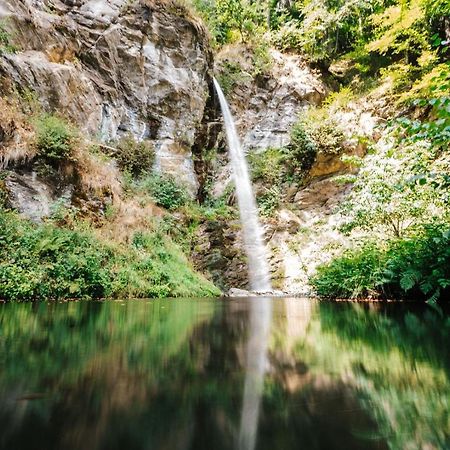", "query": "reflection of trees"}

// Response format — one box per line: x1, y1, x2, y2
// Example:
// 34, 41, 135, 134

273, 301, 450, 450
0, 300, 218, 450
265, 298, 388, 450
0, 300, 447, 450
